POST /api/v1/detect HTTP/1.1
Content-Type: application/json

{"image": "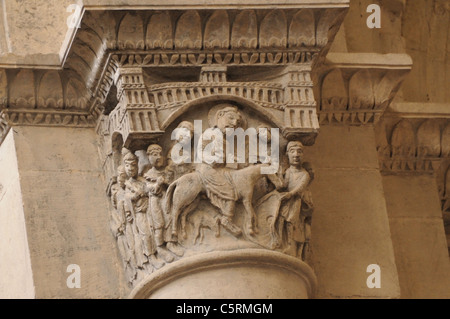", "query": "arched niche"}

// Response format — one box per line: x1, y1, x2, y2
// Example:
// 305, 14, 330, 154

9, 69, 35, 109
160, 95, 284, 131
289, 9, 315, 47
259, 10, 287, 48
349, 70, 374, 110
